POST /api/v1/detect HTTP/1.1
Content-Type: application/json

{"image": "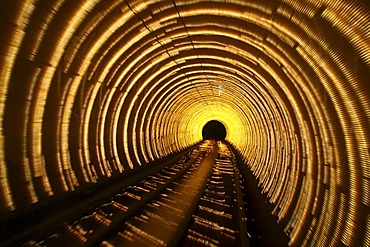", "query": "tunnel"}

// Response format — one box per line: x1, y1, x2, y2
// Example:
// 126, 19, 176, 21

202, 120, 227, 141
0, 0, 369, 246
